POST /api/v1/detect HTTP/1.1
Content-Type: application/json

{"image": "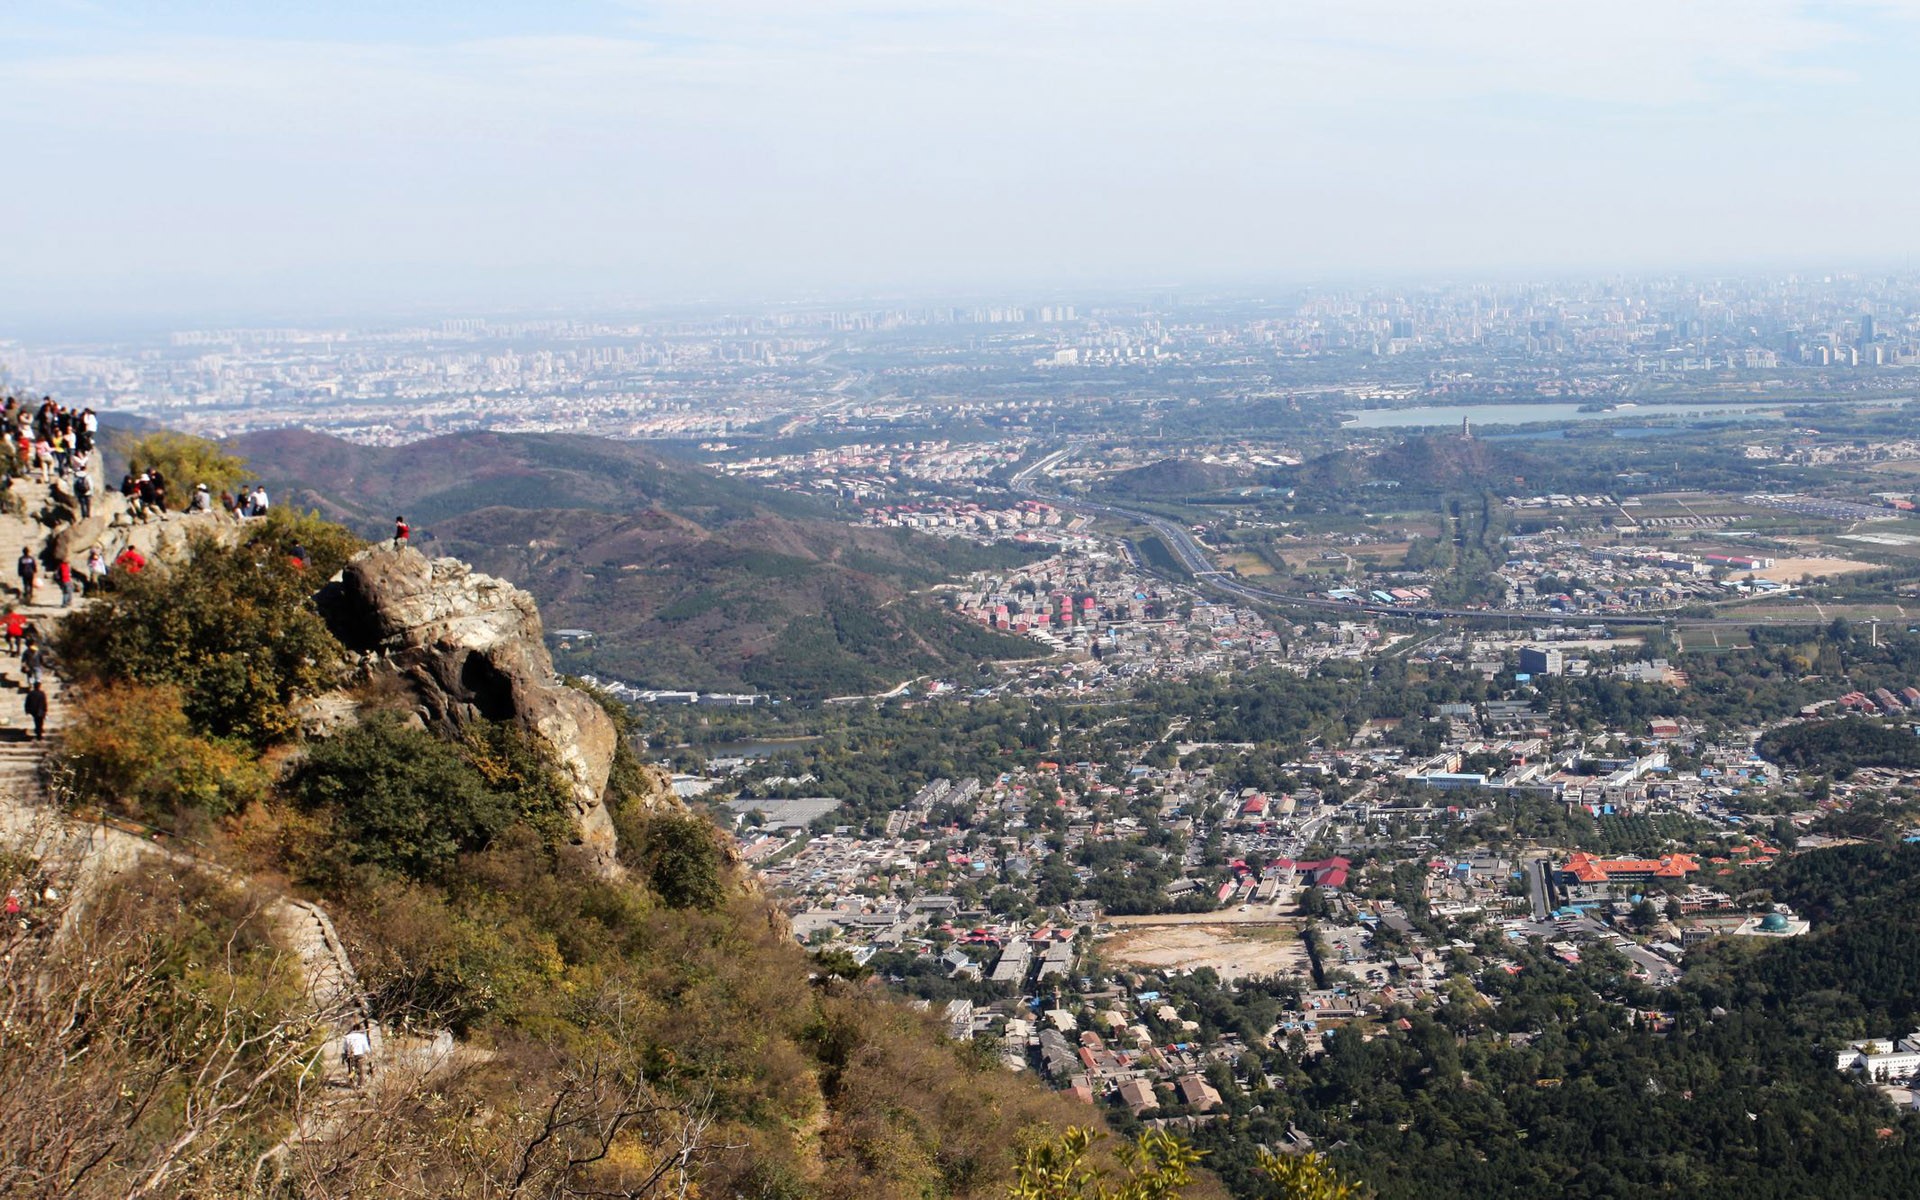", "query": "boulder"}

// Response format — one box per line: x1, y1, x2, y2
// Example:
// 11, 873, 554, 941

48, 512, 109, 562
288, 691, 370, 739
317, 546, 623, 874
